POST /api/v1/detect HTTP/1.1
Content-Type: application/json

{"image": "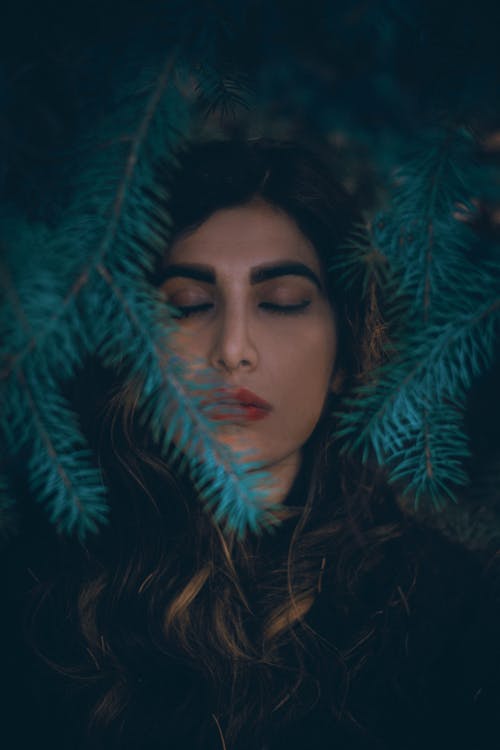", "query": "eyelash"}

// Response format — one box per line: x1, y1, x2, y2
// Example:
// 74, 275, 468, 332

260, 301, 311, 314
173, 301, 311, 318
